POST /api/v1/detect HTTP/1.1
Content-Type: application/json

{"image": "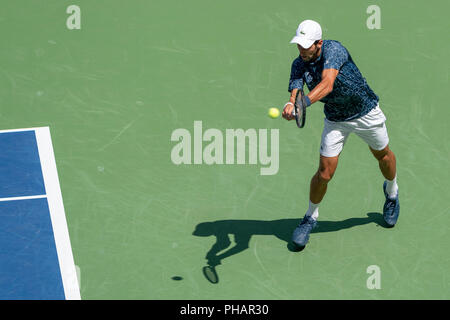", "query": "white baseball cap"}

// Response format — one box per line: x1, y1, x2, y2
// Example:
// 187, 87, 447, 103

290, 20, 322, 49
